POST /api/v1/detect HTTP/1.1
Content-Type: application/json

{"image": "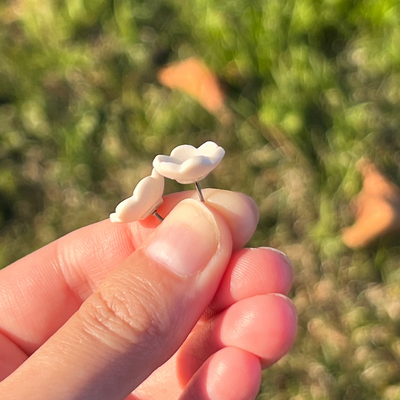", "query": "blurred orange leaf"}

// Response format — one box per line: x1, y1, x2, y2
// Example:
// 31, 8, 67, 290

342, 159, 400, 248
158, 57, 229, 119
